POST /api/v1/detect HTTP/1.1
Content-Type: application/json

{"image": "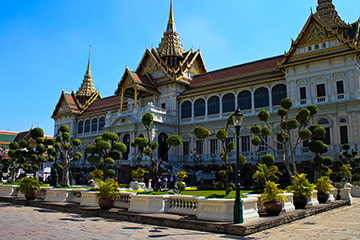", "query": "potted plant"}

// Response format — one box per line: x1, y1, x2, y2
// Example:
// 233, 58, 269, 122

286, 173, 315, 209
96, 179, 119, 210
18, 177, 41, 200
315, 176, 334, 203
260, 181, 287, 216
